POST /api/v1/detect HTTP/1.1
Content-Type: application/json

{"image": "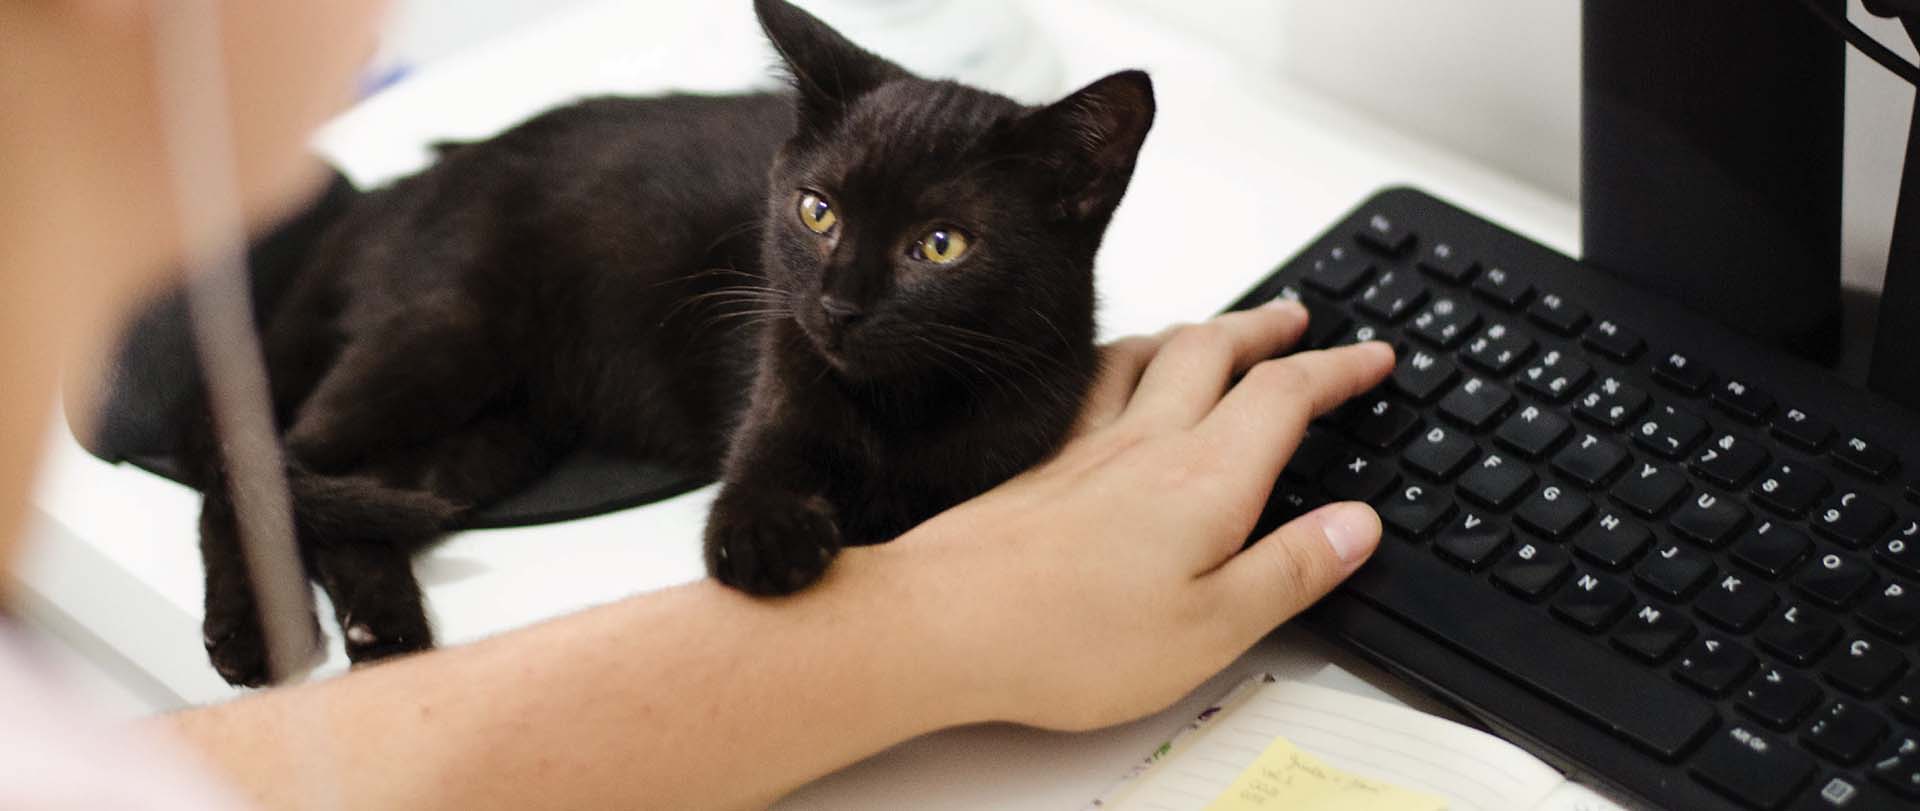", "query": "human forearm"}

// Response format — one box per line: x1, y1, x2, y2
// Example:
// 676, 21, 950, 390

164, 548, 972, 810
